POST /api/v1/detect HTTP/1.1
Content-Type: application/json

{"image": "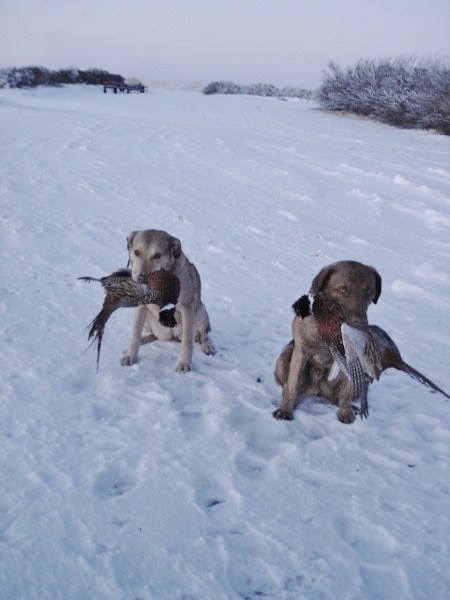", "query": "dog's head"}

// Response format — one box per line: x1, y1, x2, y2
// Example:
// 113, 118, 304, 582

309, 260, 382, 328
126, 229, 182, 282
